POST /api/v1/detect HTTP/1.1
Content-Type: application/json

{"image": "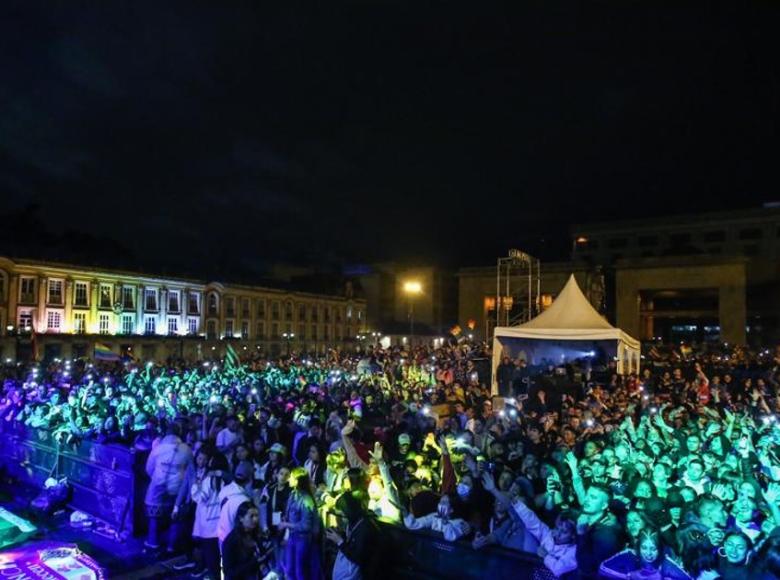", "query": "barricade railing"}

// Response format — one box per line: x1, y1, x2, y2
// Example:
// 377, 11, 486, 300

0, 423, 554, 578
0, 421, 148, 535
377, 523, 555, 580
